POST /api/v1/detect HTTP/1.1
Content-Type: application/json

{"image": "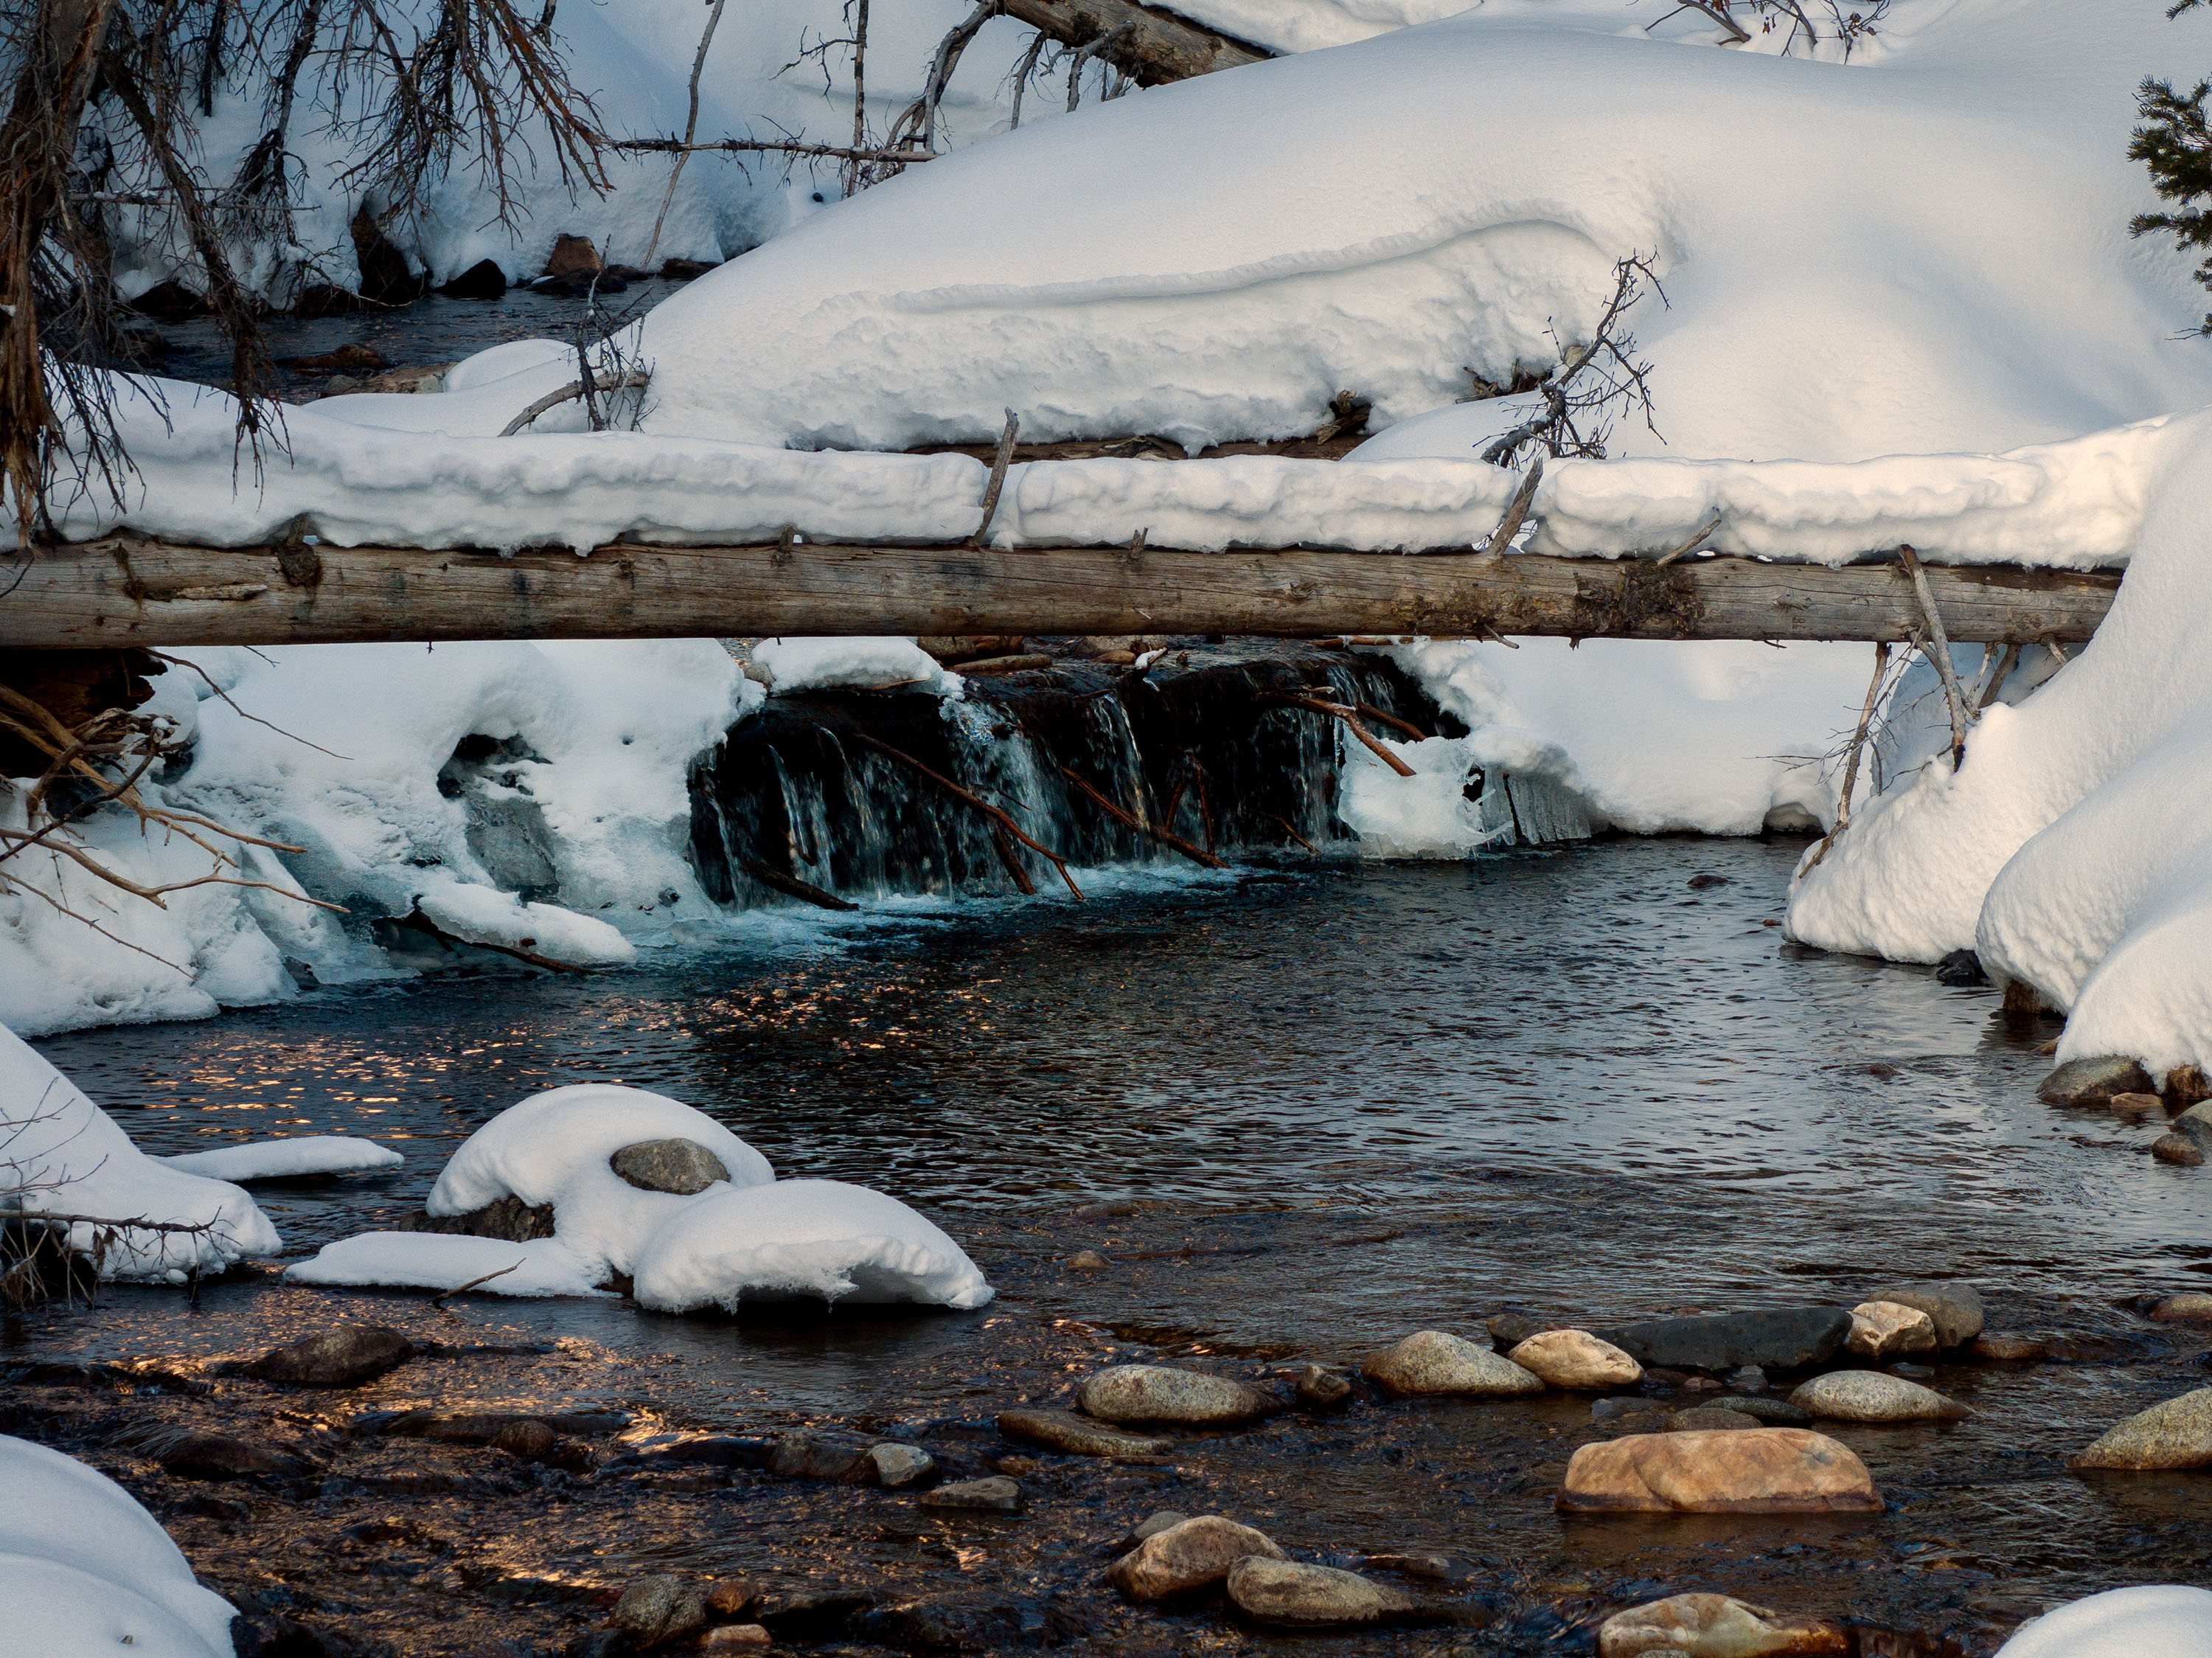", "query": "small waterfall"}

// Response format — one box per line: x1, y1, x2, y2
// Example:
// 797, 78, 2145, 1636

686, 645, 1587, 912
